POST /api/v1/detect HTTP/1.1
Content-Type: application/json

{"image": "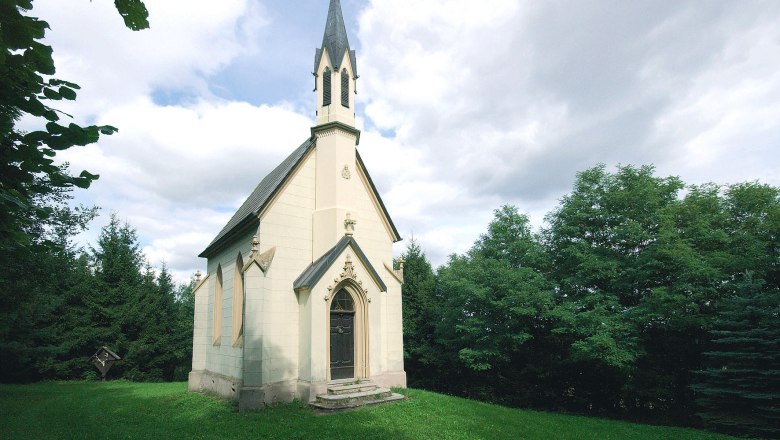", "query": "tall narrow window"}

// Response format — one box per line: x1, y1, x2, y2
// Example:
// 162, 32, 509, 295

341, 69, 349, 108
232, 254, 244, 346
213, 265, 223, 345
323, 67, 332, 106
